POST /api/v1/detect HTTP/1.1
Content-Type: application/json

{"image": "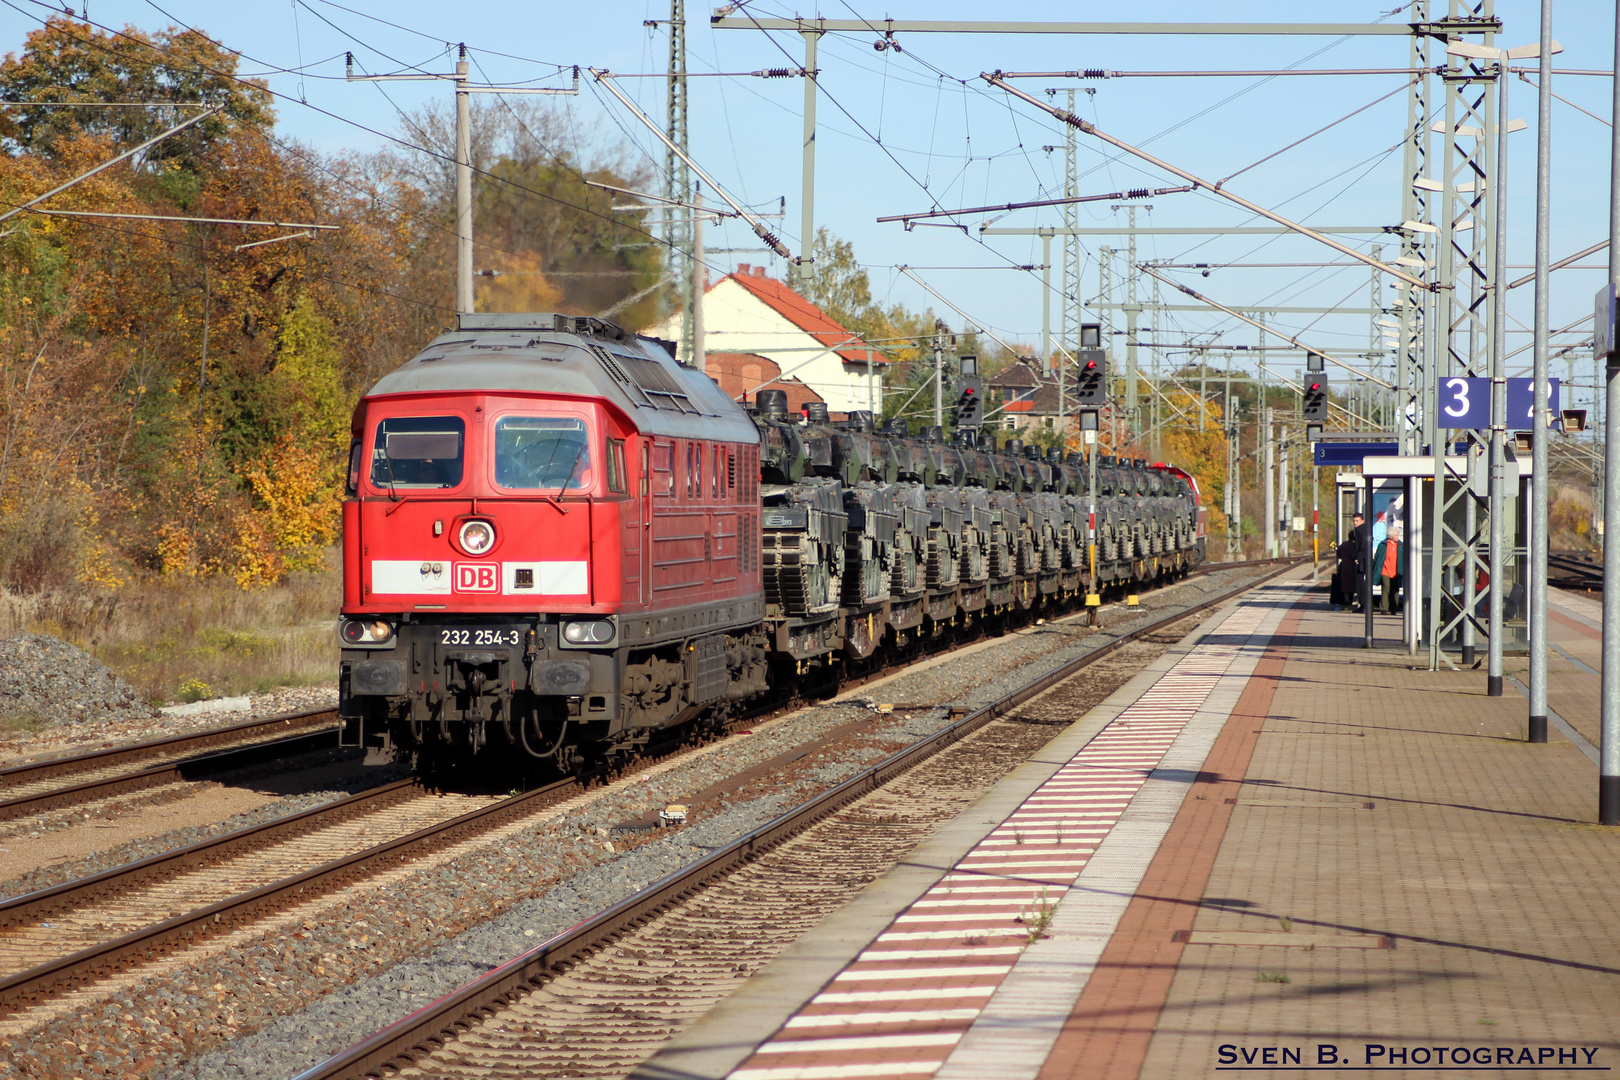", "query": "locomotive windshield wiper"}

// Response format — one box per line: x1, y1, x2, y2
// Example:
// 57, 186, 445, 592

380, 448, 401, 502
544, 440, 585, 514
